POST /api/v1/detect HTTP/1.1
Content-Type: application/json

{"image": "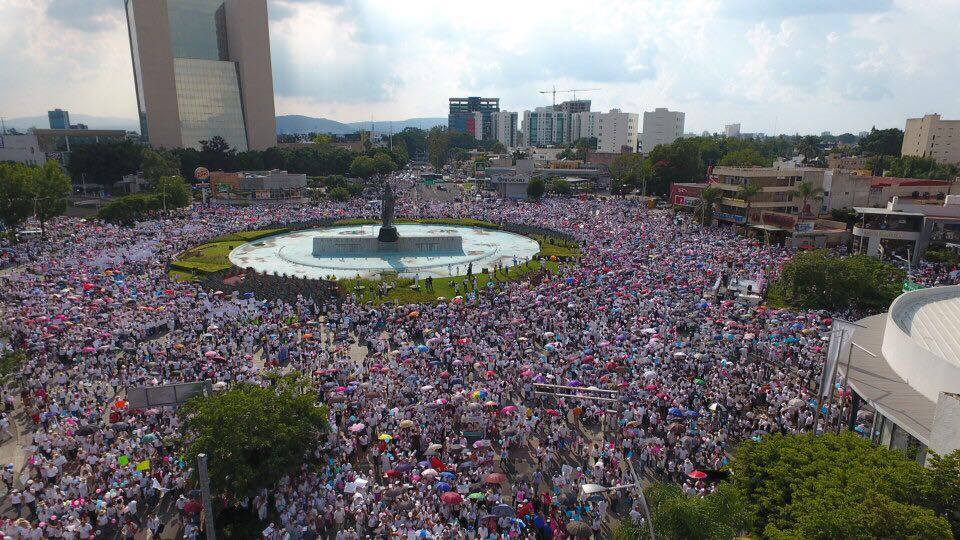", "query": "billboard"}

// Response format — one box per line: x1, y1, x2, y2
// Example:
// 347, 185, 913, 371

126, 380, 213, 408
820, 319, 858, 401
674, 195, 699, 207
